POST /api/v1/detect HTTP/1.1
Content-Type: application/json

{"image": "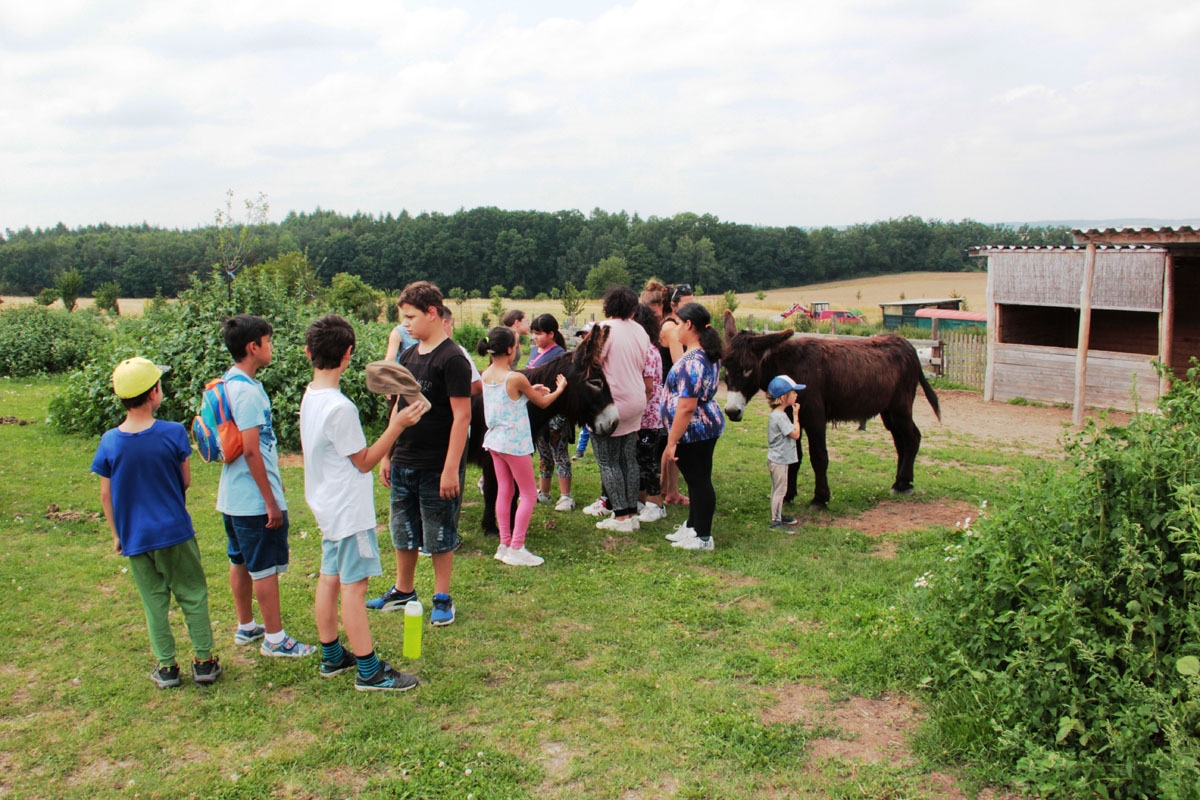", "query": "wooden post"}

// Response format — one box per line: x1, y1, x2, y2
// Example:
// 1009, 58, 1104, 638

984, 256, 997, 402
1073, 243, 1097, 426
1159, 252, 1175, 399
